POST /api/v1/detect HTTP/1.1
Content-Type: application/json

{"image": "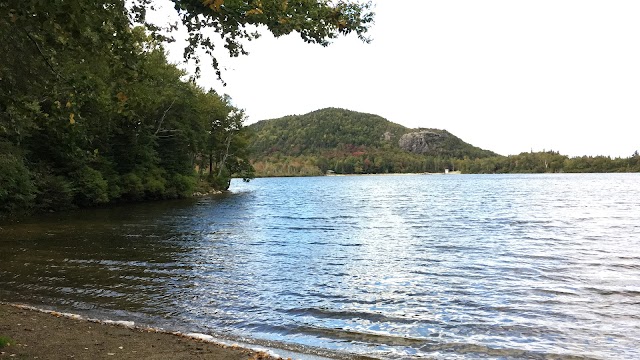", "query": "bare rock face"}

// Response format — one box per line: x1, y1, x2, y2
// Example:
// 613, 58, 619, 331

398, 131, 447, 154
